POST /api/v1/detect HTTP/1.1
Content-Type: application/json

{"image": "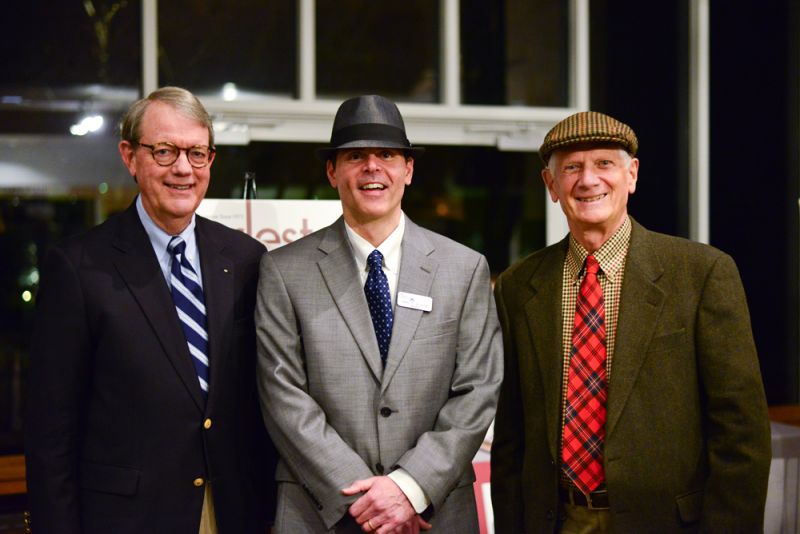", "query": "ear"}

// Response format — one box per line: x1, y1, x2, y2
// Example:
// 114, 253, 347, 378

118, 141, 137, 177
627, 157, 639, 194
541, 168, 559, 202
404, 157, 414, 186
326, 159, 337, 188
